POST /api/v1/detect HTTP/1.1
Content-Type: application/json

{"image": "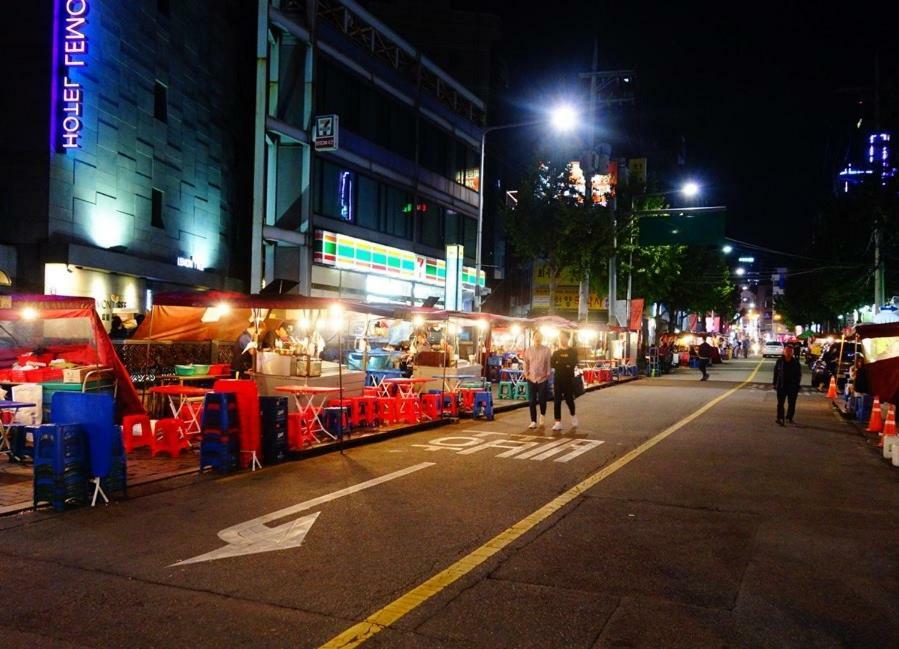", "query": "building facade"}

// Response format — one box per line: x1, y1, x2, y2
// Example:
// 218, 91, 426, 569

0, 0, 253, 325
253, 0, 486, 309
